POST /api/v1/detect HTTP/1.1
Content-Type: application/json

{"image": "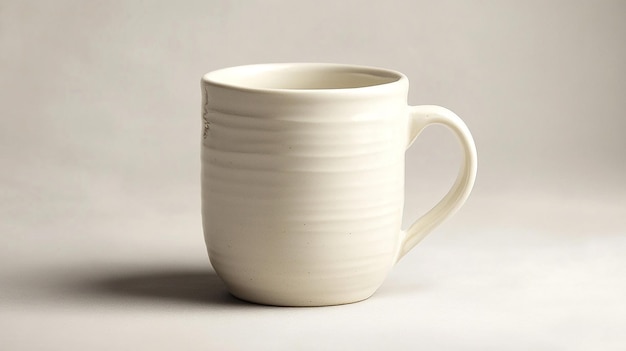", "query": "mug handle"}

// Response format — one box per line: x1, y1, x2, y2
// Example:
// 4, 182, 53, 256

397, 105, 478, 261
